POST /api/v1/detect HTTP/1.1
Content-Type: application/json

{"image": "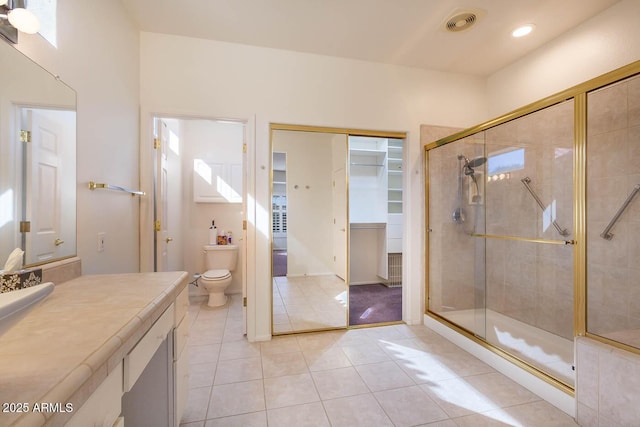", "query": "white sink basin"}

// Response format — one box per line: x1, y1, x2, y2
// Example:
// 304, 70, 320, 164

0, 282, 54, 337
